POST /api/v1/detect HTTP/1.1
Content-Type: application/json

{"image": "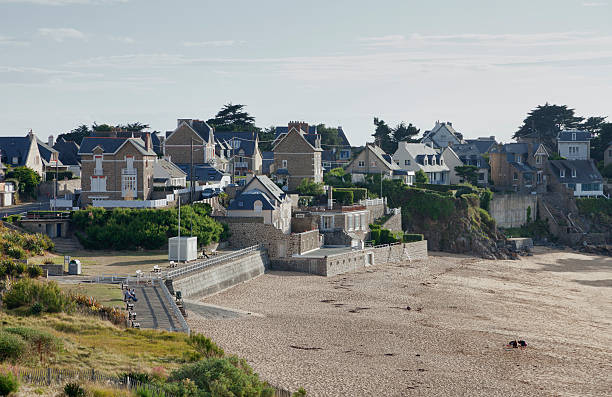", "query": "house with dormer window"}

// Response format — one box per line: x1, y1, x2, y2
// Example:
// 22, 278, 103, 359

489, 142, 549, 192
557, 130, 591, 160
391, 142, 448, 184
0, 130, 44, 176
421, 121, 465, 148
79, 135, 157, 207
214, 131, 262, 177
